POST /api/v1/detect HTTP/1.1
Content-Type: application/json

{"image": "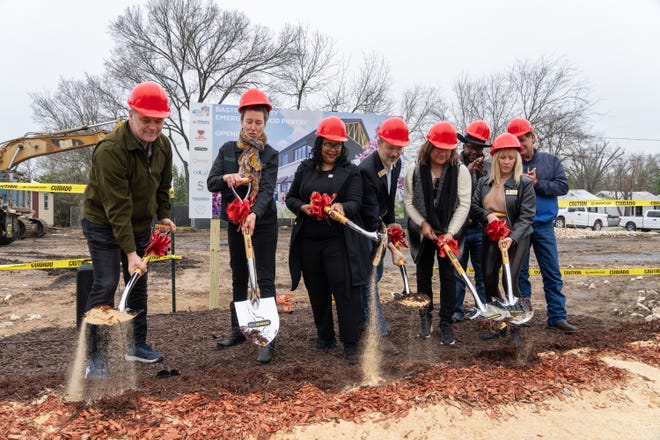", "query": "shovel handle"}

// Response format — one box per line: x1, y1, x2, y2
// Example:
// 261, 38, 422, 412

499, 240, 510, 265
117, 255, 151, 312
242, 230, 254, 259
